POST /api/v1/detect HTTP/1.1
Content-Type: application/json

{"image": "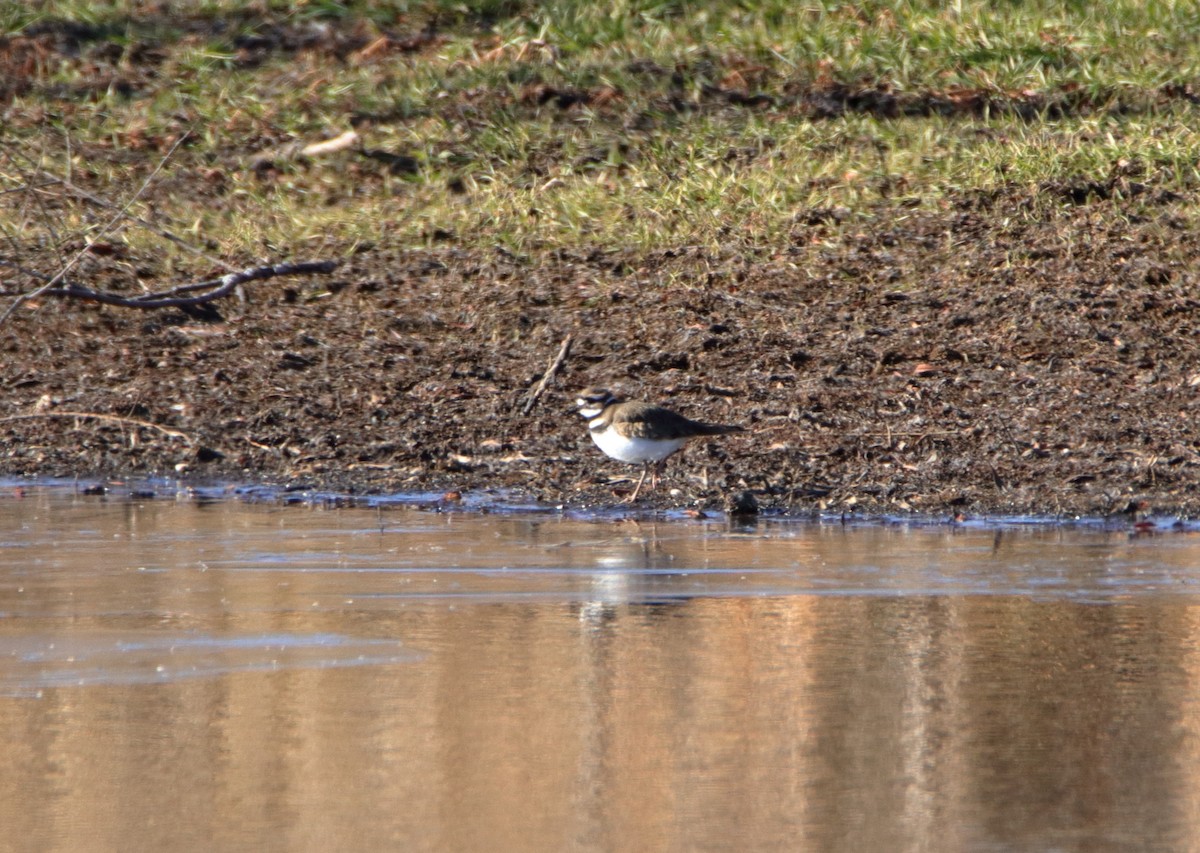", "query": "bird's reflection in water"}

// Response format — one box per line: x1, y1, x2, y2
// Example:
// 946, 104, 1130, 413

575, 520, 701, 628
